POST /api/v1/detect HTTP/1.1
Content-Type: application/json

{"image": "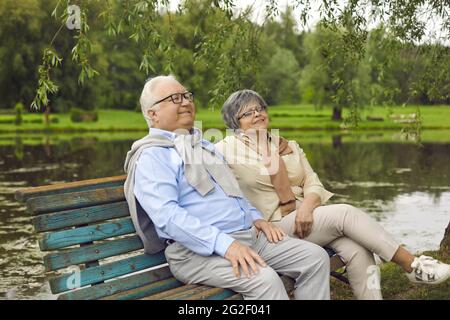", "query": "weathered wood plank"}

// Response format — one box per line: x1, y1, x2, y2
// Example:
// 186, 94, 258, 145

186, 287, 236, 300
15, 175, 126, 202
101, 277, 183, 300
26, 186, 125, 215
58, 266, 172, 300
39, 217, 135, 251
164, 285, 222, 300
144, 275, 293, 300
49, 252, 167, 294
140, 284, 200, 300
32, 201, 130, 232
43, 235, 143, 271
146, 285, 234, 300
